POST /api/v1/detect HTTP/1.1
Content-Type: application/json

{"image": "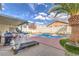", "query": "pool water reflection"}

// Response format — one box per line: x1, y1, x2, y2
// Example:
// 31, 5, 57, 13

37, 33, 67, 39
